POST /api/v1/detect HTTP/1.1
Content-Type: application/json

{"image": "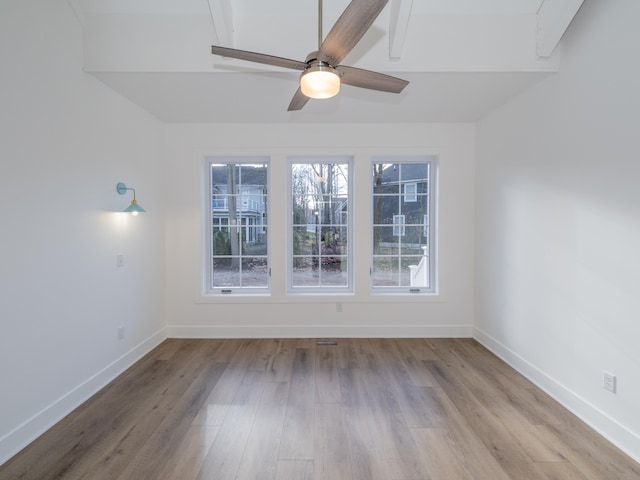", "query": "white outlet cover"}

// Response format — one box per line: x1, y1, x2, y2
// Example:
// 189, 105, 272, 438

603, 371, 617, 393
